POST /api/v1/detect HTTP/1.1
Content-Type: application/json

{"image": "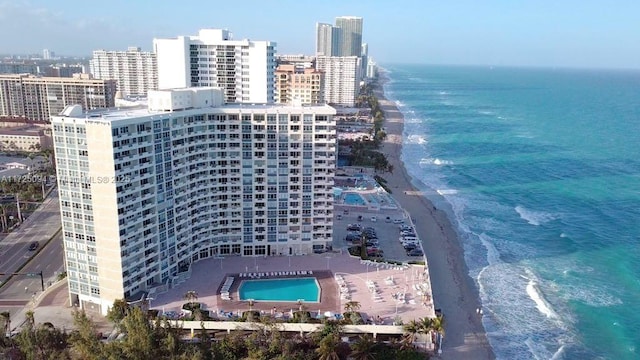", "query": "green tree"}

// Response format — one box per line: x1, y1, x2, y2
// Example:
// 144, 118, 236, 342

343, 300, 361, 314
0, 311, 10, 338
106, 298, 129, 325
69, 310, 103, 360
184, 290, 199, 308
350, 334, 377, 360
120, 307, 156, 360
315, 333, 340, 360
402, 319, 420, 349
